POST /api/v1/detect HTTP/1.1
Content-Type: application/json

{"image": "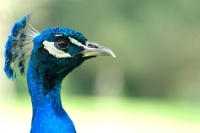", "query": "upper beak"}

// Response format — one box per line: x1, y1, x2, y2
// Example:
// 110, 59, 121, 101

80, 41, 116, 58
